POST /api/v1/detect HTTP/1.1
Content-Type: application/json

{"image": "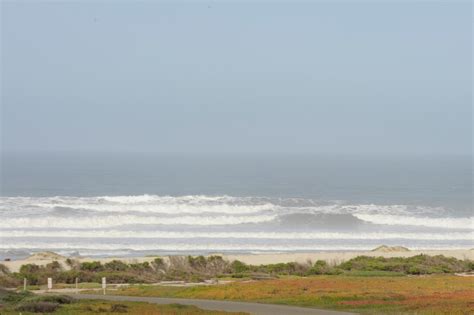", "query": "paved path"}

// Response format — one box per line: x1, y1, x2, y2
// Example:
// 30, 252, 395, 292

70, 294, 355, 315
